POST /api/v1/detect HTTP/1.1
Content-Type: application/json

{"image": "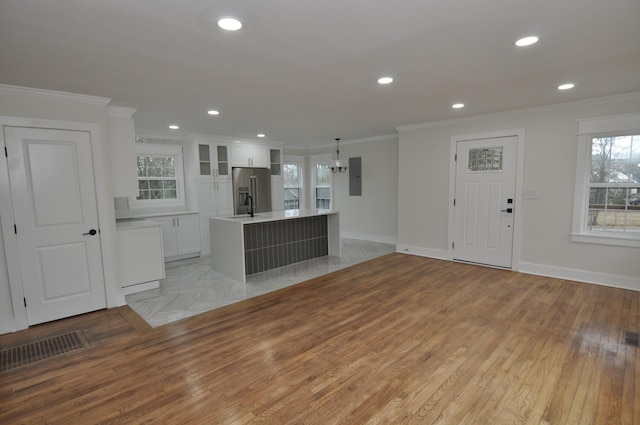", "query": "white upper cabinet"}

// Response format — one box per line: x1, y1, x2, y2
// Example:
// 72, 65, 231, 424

231, 142, 268, 167
197, 143, 230, 178
269, 147, 284, 211
184, 139, 233, 213
269, 147, 282, 176
183, 138, 234, 255
107, 106, 138, 197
